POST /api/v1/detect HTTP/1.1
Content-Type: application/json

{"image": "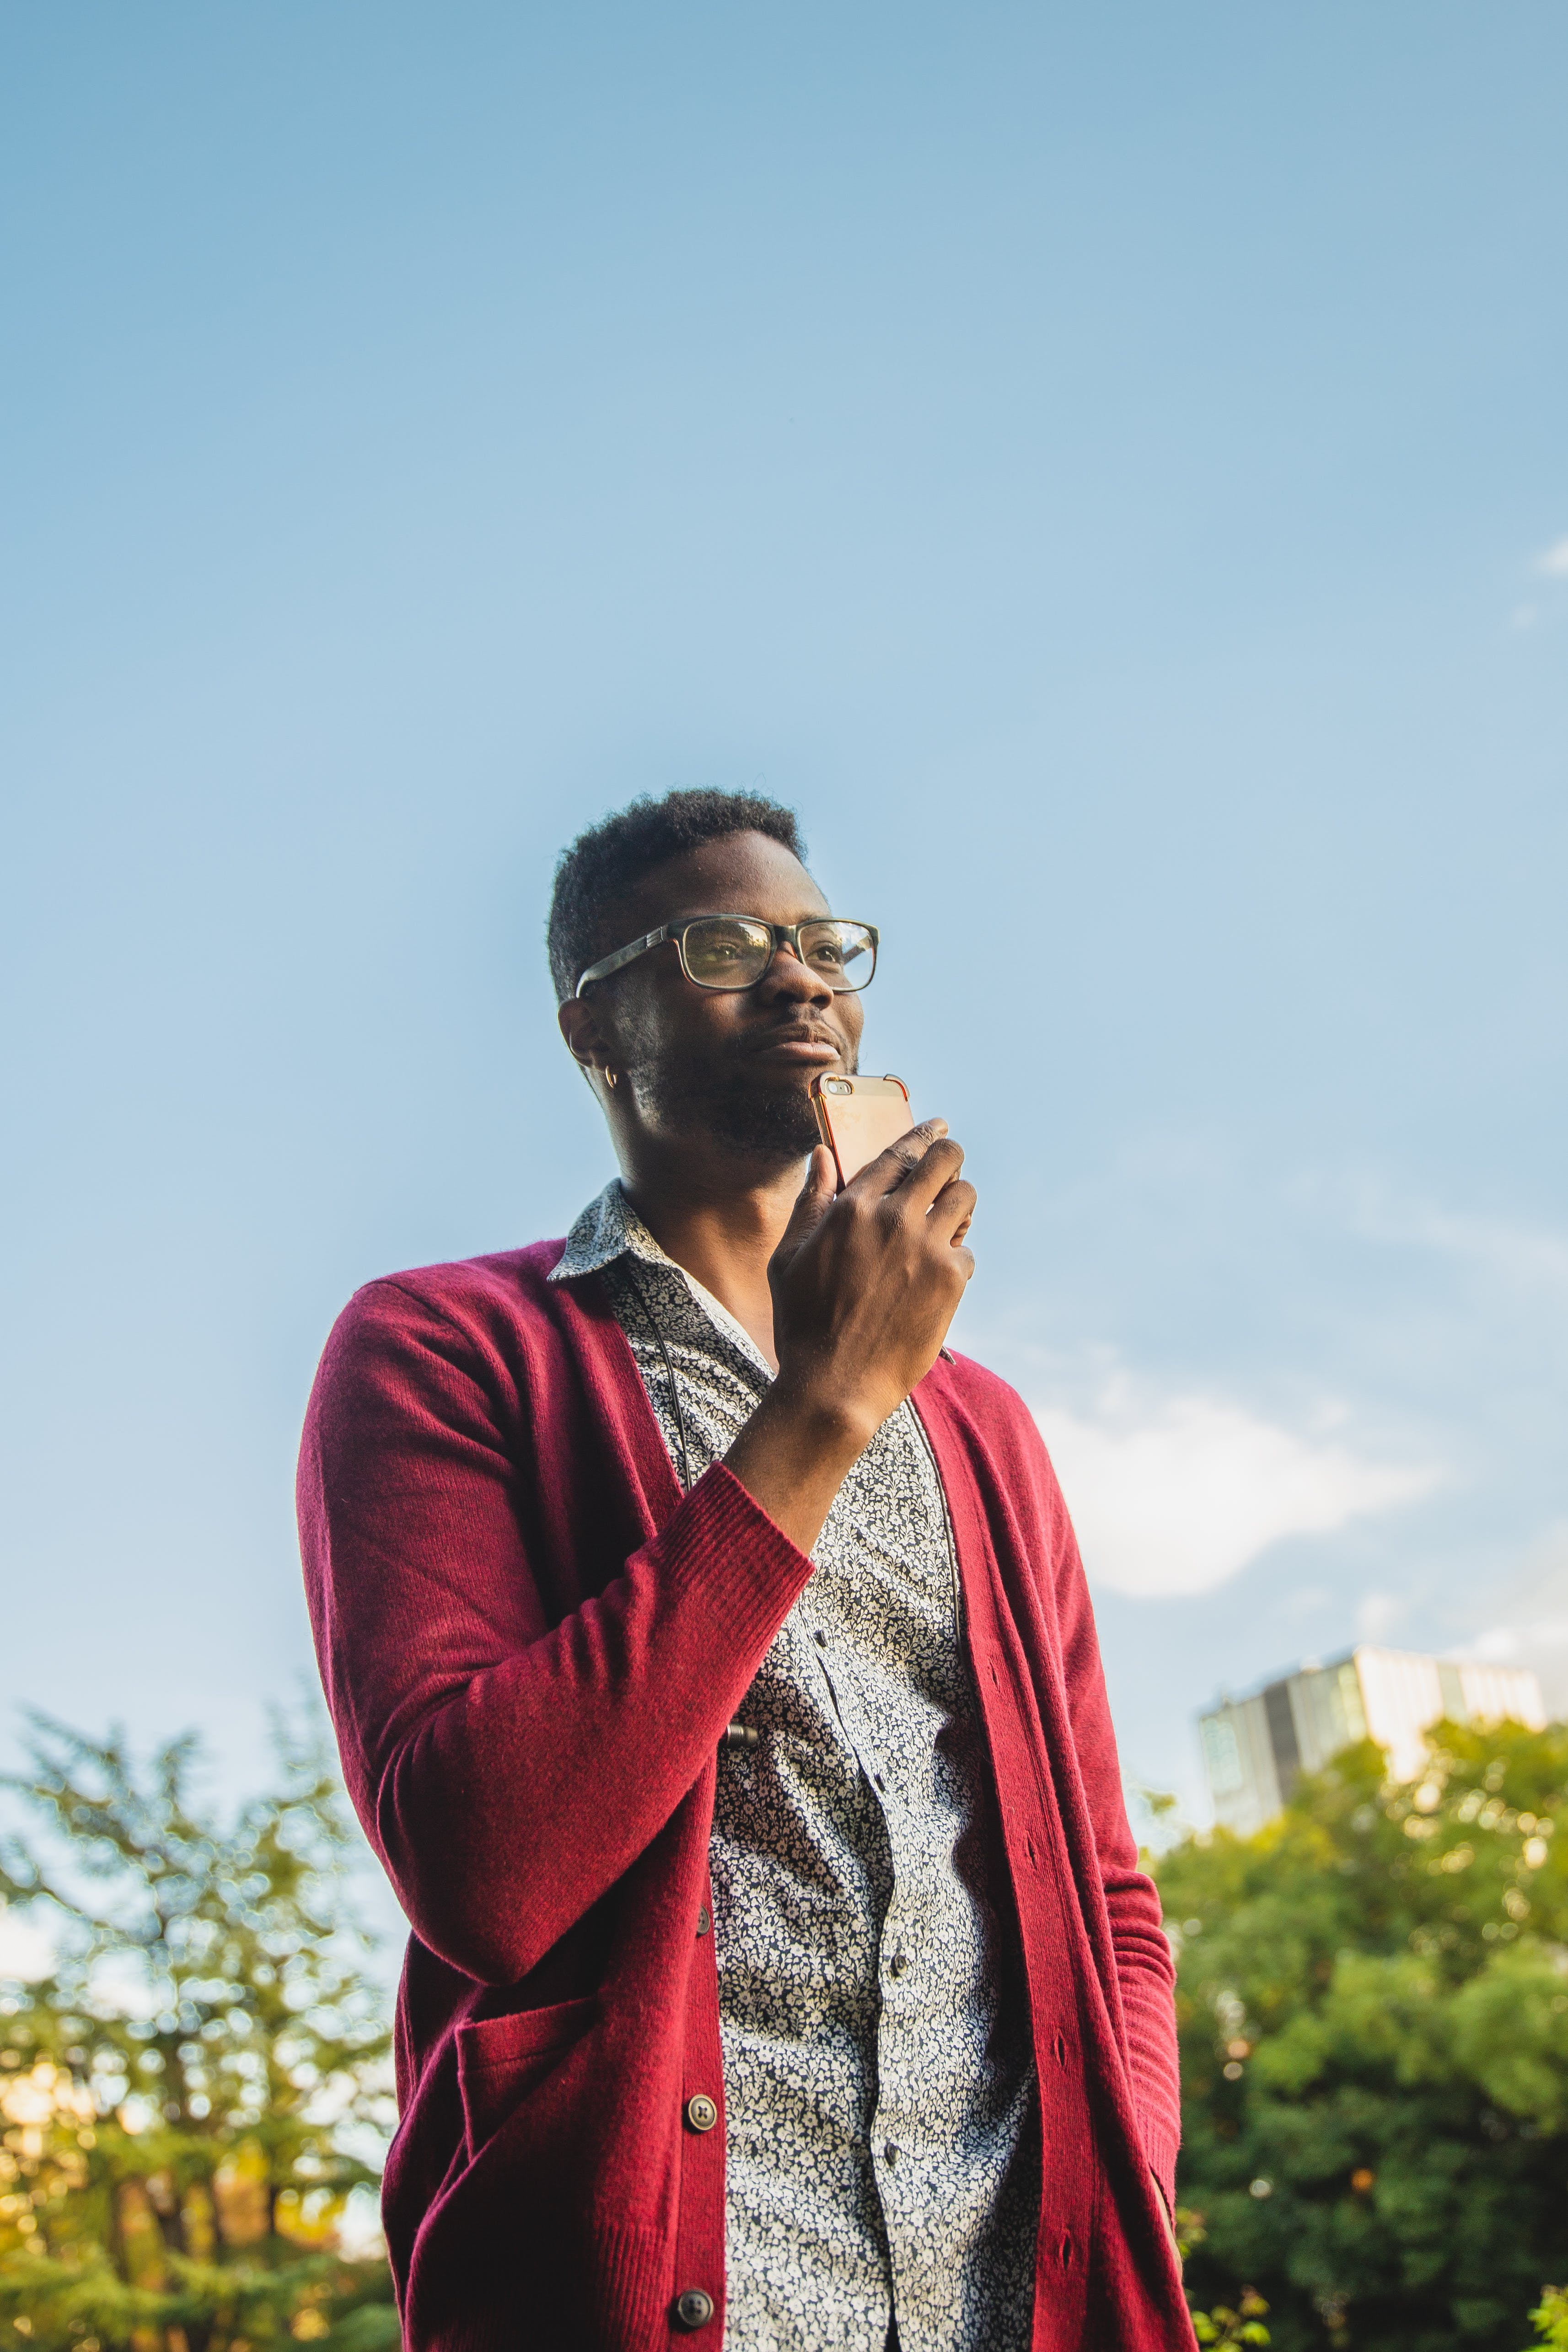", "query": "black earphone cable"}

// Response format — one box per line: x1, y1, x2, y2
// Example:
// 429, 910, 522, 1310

623, 1261, 693, 1497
